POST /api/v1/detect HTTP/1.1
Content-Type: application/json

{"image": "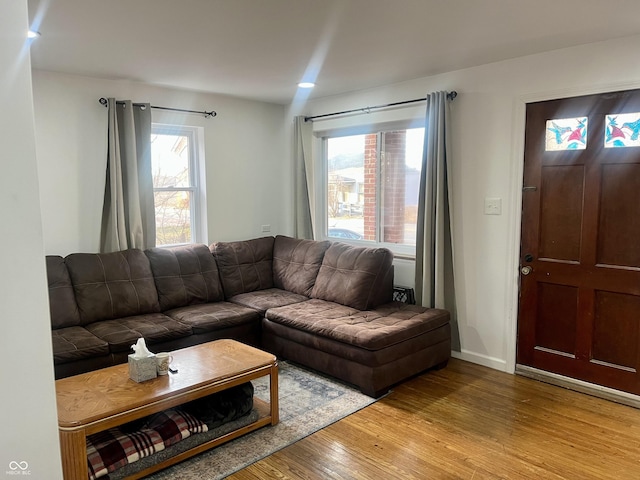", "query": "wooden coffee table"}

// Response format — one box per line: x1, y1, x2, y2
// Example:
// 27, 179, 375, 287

56, 339, 278, 480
